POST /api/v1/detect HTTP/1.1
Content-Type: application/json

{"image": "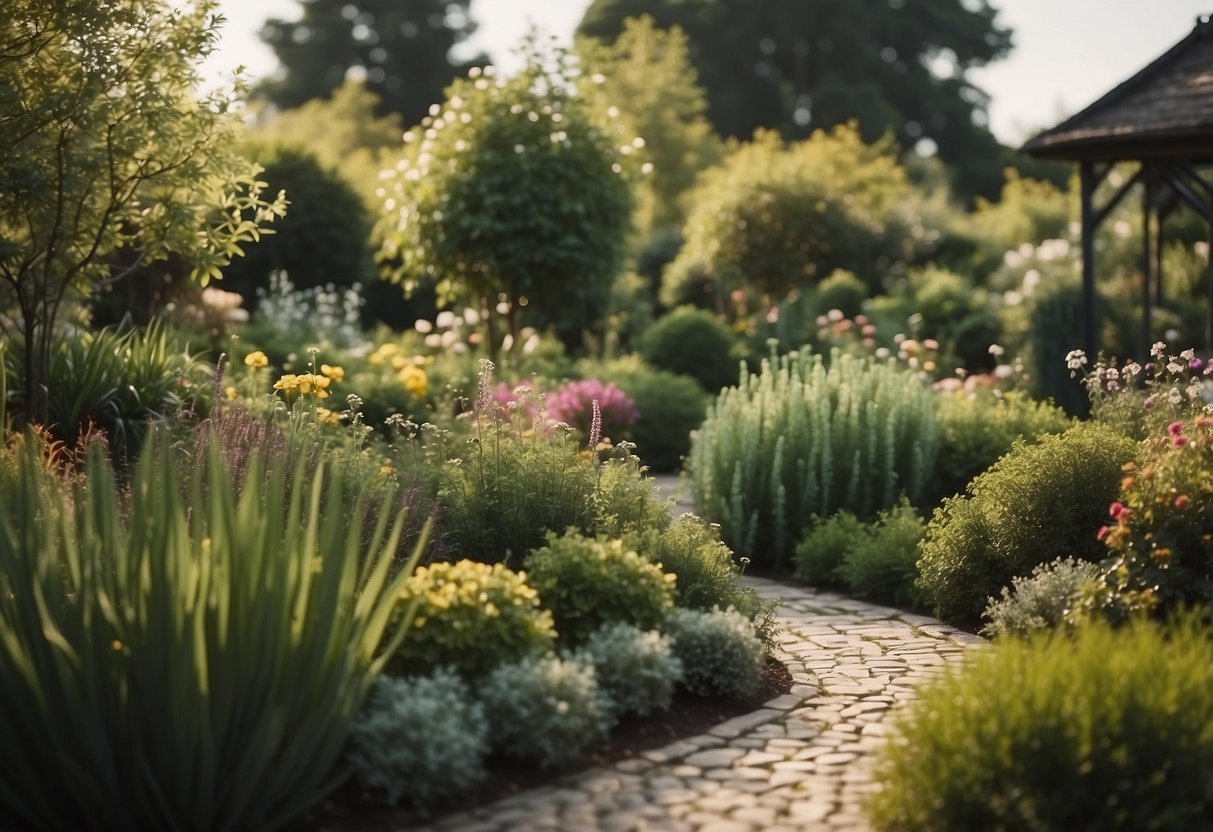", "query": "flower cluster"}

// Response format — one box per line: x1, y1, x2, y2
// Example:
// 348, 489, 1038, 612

545, 379, 638, 443
273, 372, 333, 399
367, 342, 429, 397
1072, 343, 1213, 437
